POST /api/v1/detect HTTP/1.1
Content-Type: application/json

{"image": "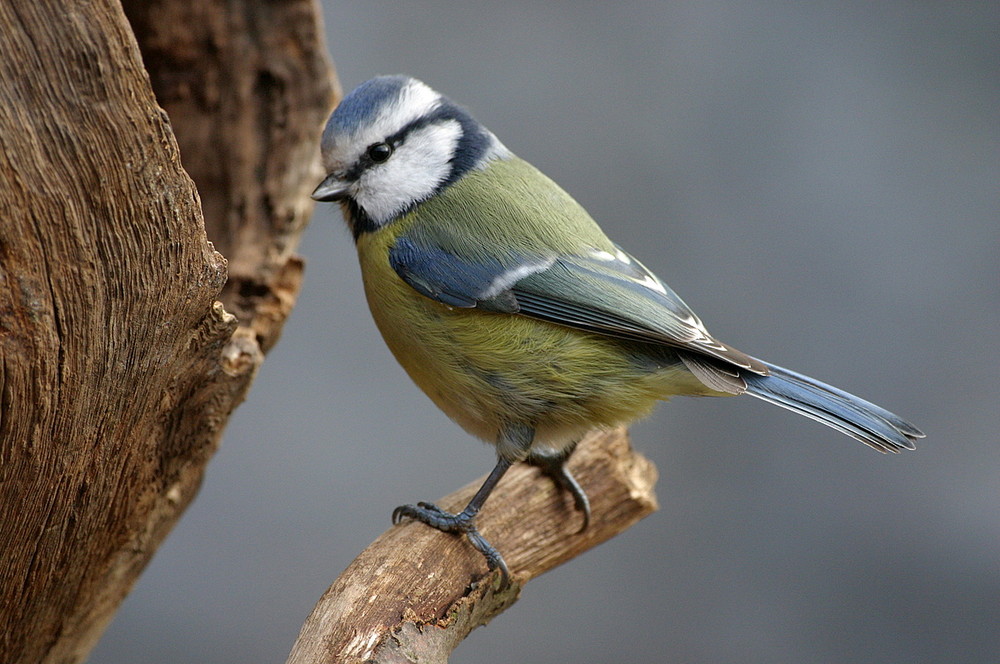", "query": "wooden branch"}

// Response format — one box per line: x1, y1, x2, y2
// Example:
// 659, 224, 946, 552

285, 428, 658, 664
0, 1, 336, 662
2, 2, 654, 660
